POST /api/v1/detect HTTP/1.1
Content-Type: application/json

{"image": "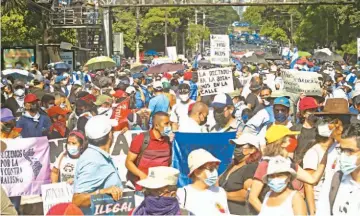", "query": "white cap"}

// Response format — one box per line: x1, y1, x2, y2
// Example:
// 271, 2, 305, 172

352, 89, 360, 99
153, 81, 163, 90
263, 156, 296, 183
126, 86, 136, 94
332, 89, 348, 100
137, 166, 180, 189
85, 115, 117, 139
229, 133, 262, 150
188, 149, 220, 176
